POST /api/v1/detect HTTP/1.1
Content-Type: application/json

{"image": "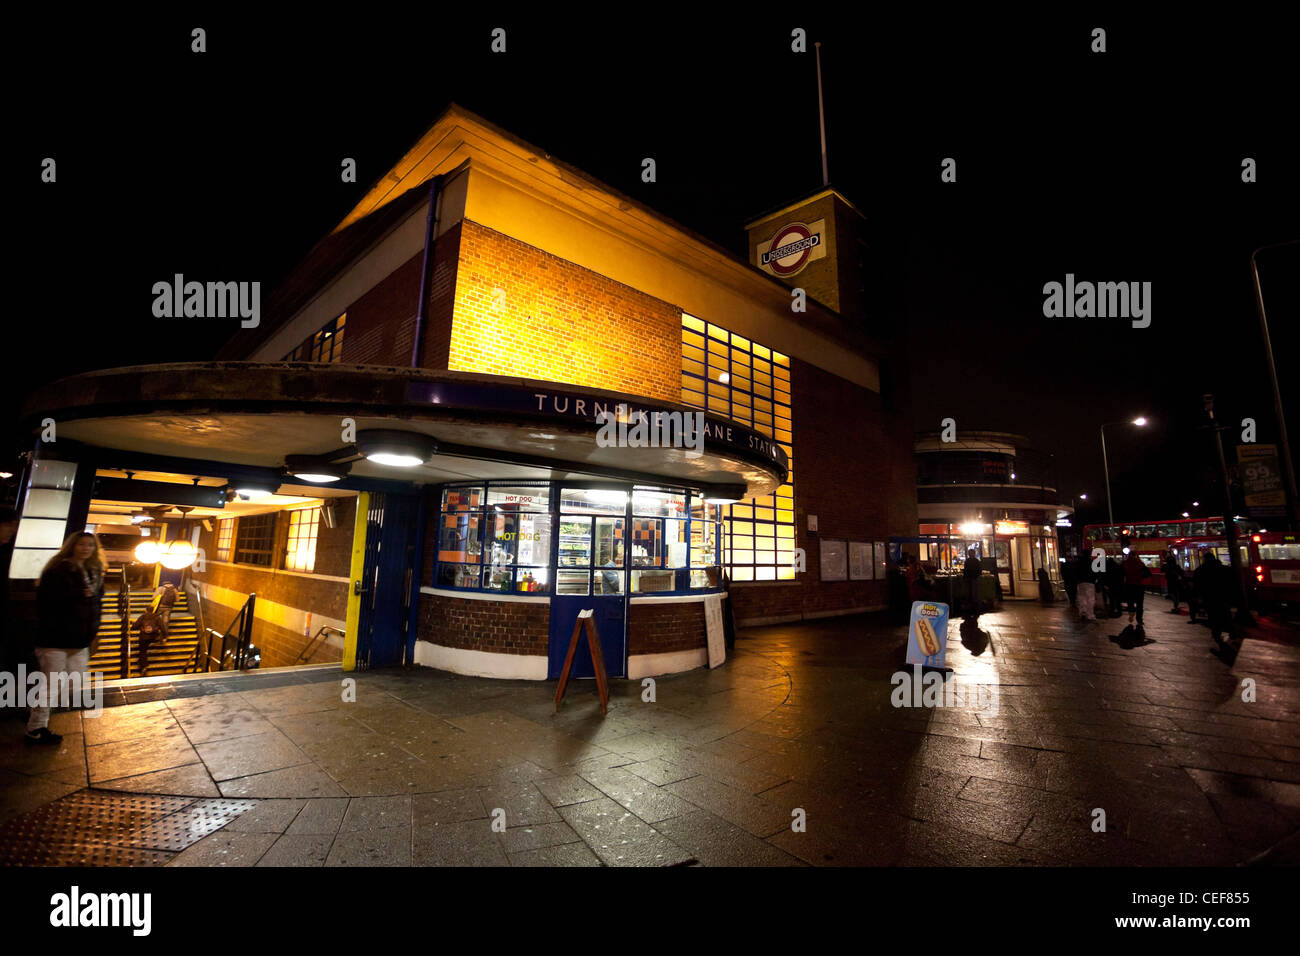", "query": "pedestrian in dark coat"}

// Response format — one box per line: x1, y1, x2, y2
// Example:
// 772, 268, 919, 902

27, 532, 104, 745
1162, 549, 1185, 613
1194, 553, 1233, 647
1061, 558, 1078, 607
963, 549, 983, 618
1123, 552, 1152, 626
1106, 556, 1125, 617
